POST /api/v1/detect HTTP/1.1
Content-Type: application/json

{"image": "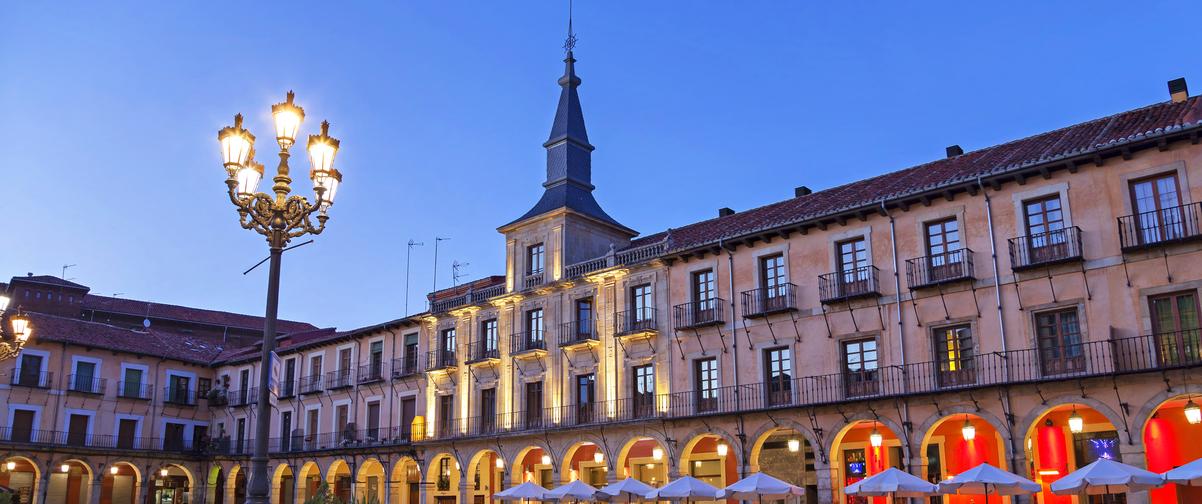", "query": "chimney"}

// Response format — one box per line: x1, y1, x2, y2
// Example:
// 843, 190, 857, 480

718, 207, 735, 218
1169, 78, 1189, 103
794, 186, 812, 197
946, 145, 964, 158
